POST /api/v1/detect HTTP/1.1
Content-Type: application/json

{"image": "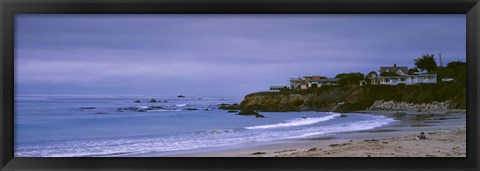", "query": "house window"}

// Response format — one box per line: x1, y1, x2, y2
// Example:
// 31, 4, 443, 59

400, 78, 405, 81
385, 78, 390, 82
